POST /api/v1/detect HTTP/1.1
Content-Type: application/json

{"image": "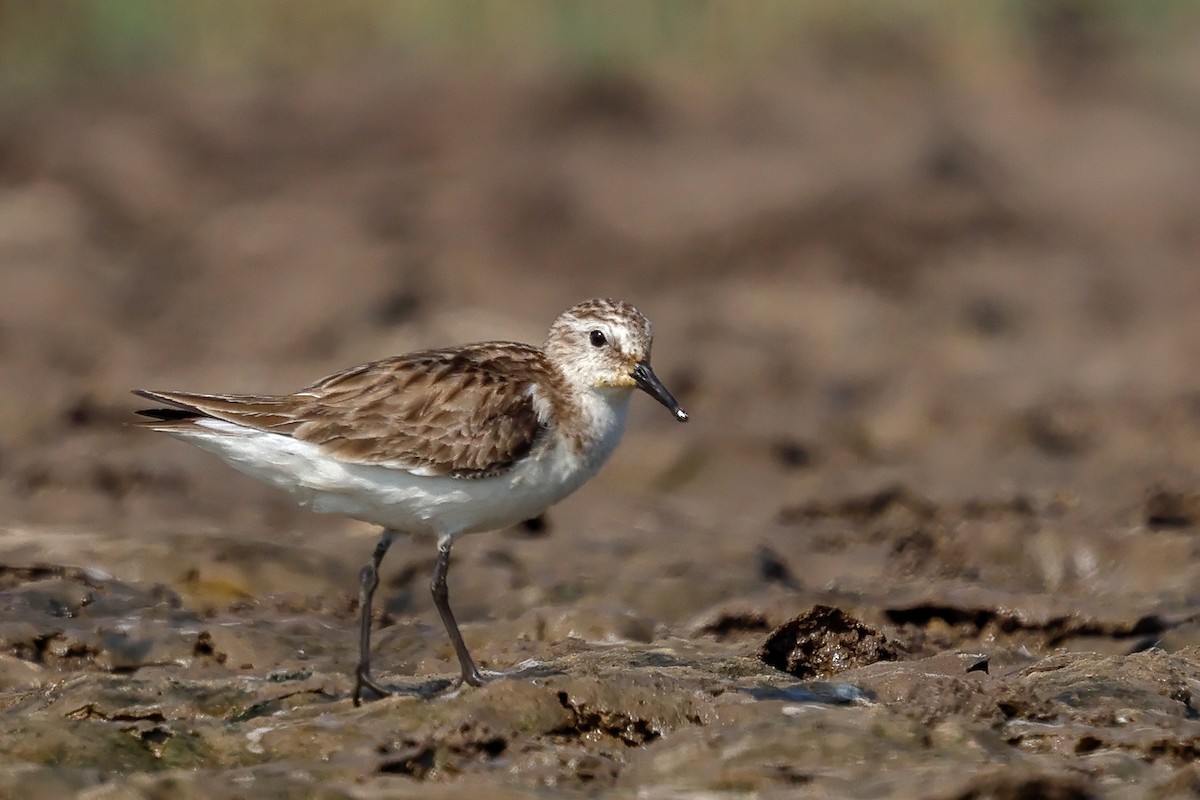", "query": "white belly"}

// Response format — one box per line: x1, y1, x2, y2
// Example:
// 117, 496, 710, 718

164, 393, 629, 537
